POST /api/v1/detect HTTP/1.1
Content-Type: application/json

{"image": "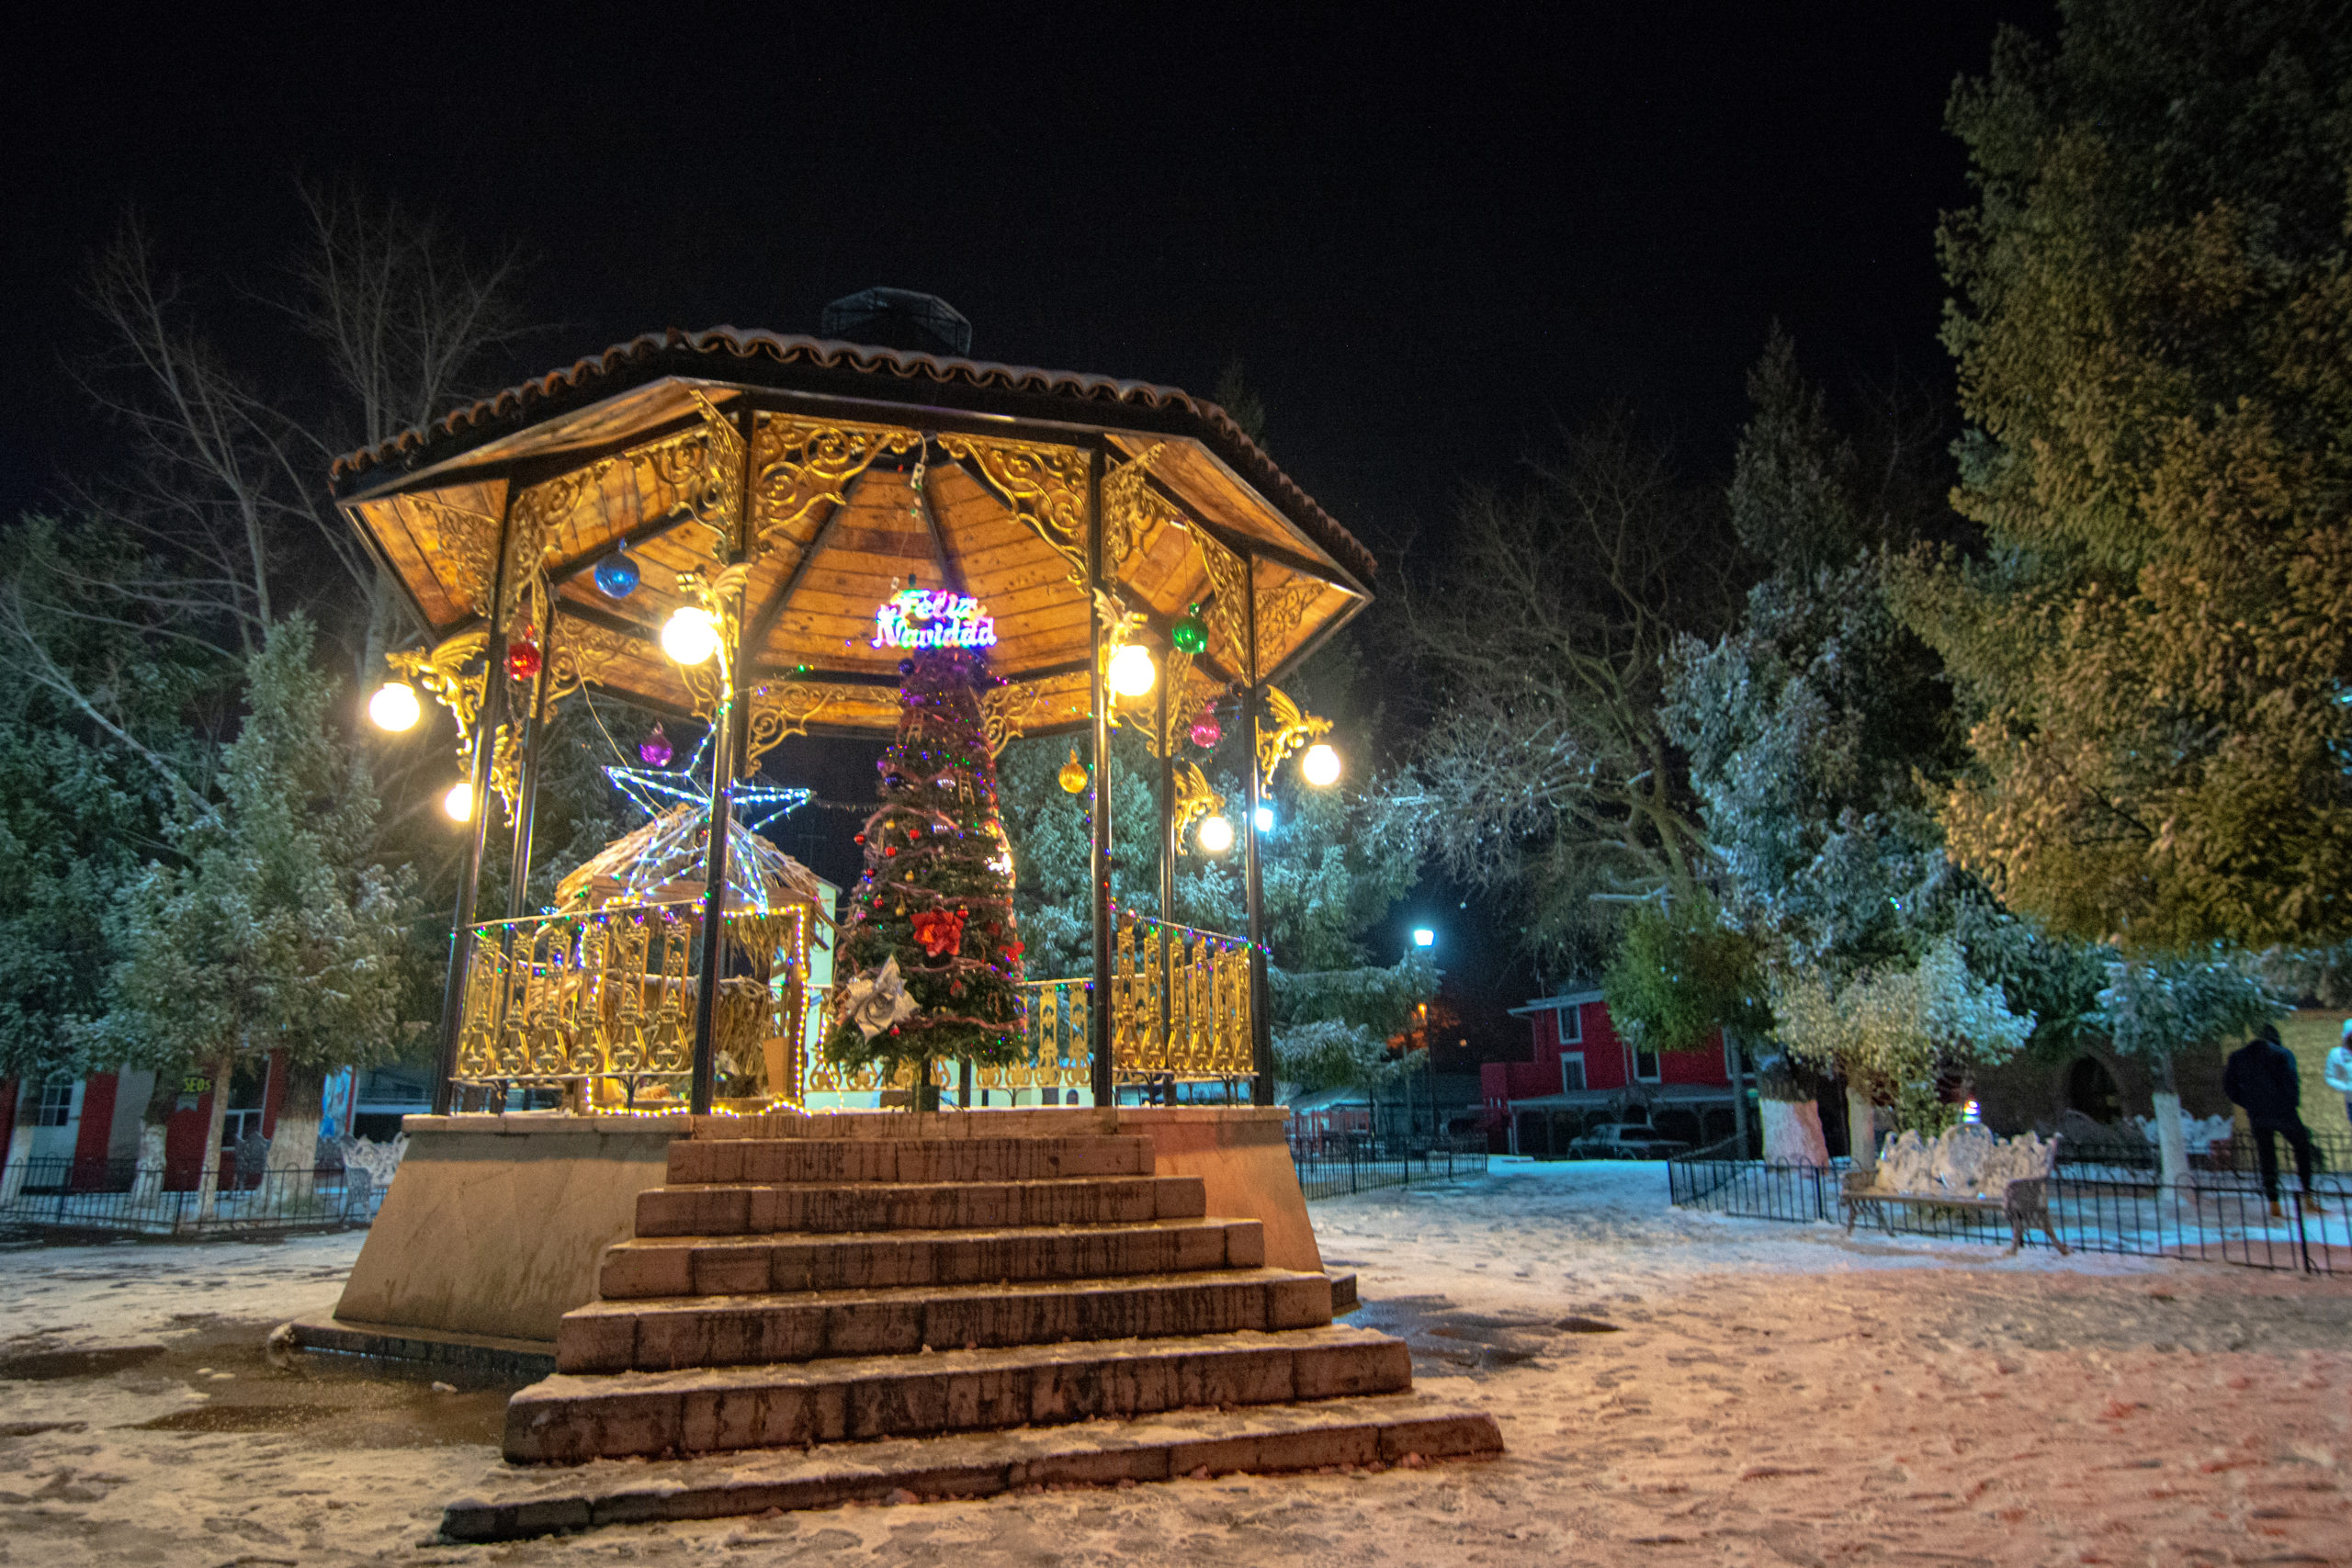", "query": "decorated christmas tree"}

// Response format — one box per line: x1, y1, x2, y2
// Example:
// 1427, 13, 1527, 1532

827, 644, 1027, 1094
